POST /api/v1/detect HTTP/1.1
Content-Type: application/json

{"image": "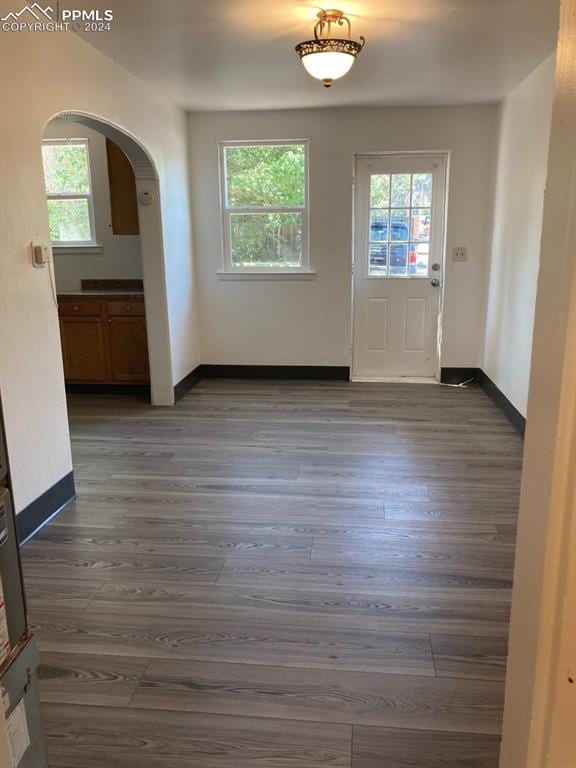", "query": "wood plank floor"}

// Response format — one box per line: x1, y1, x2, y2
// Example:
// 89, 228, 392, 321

20, 380, 522, 767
